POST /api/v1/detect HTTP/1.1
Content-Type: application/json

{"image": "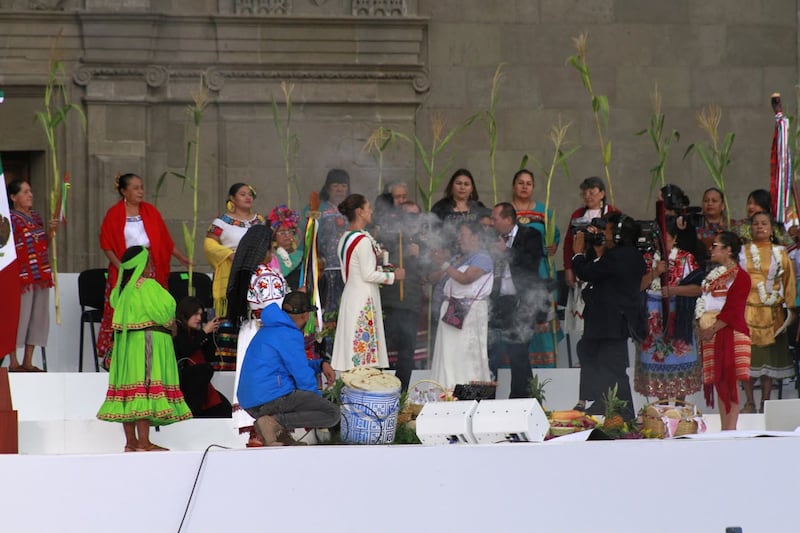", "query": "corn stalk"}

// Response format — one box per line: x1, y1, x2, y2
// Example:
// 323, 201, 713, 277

567, 32, 615, 205
522, 118, 578, 360
684, 104, 734, 226
388, 111, 478, 211
272, 82, 300, 209
33, 34, 87, 324
483, 63, 506, 205
155, 76, 209, 295
362, 126, 398, 193
635, 84, 680, 204
526, 117, 579, 277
